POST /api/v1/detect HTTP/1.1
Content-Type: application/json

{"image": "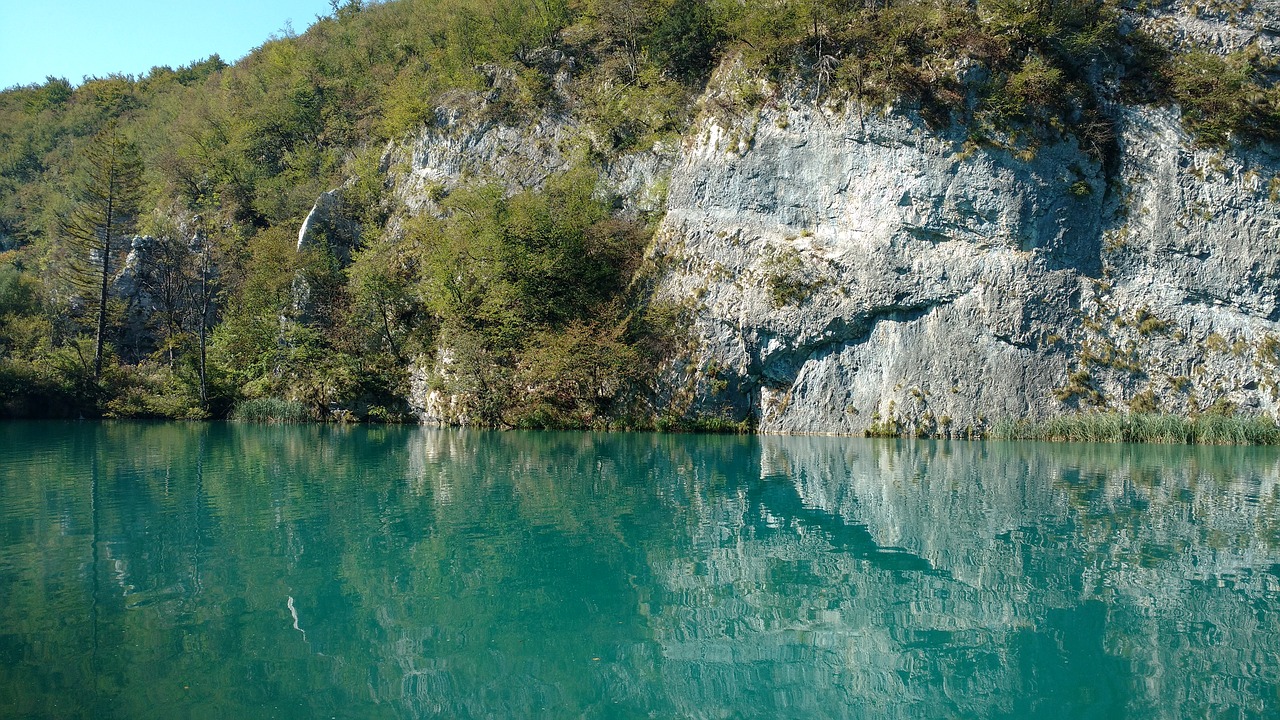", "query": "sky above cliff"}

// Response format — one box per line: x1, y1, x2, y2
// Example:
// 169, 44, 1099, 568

0, 0, 333, 90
